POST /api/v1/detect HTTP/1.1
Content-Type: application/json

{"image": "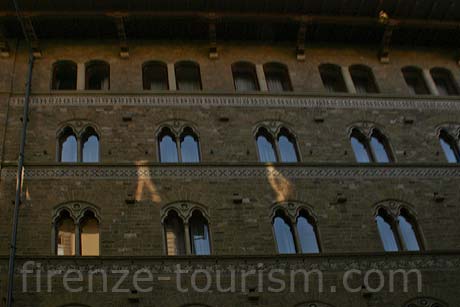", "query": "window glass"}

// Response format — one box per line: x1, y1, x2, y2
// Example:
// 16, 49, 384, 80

234, 70, 258, 91
82, 135, 99, 163
278, 133, 299, 162
439, 131, 460, 163
176, 62, 201, 91
143, 62, 168, 90
159, 131, 179, 163
180, 133, 200, 163
52, 61, 77, 90
61, 134, 78, 163
350, 66, 378, 94
402, 67, 429, 95
350, 133, 371, 163
273, 215, 296, 254
376, 215, 399, 252
256, 133, 277, 162
370, 132, 391, 163
297, 214, 320, 253
431, 68, 459, 96
189, 212, 211, 255
398, 214, 420, 251
86, 61, 110, 90
264, 64, 292, 92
